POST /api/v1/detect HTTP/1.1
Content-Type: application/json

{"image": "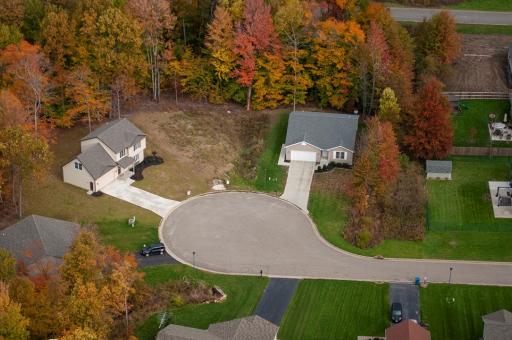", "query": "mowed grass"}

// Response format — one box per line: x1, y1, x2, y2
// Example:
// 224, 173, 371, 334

23, 125, 161, 251
448, 0, 512, 11
427, 156, 512, 232
311, 177, 512, 261
421, 284, 512, 340
136, 265, 268, 340
453, 100, 511, 147
279, 280, 389, 340
456, 23, 512, 35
